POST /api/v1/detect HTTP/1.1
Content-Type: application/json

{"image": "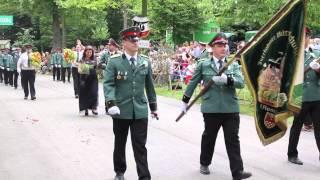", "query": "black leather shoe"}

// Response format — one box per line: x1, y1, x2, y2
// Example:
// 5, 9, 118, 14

233, 171, 252, 180
288, 157, 303, 165
85, 110, 88, 116
200, 165, 210, 175
92, 109, 98, 115
31, 97, 36, 100
114, 173, 124, 180
24, 96, 28, 100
